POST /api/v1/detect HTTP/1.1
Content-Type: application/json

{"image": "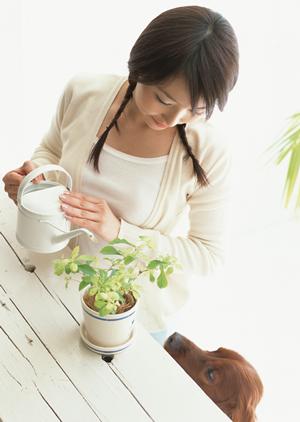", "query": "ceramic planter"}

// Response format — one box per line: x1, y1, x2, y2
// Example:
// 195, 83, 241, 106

80, 288, 138, 348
